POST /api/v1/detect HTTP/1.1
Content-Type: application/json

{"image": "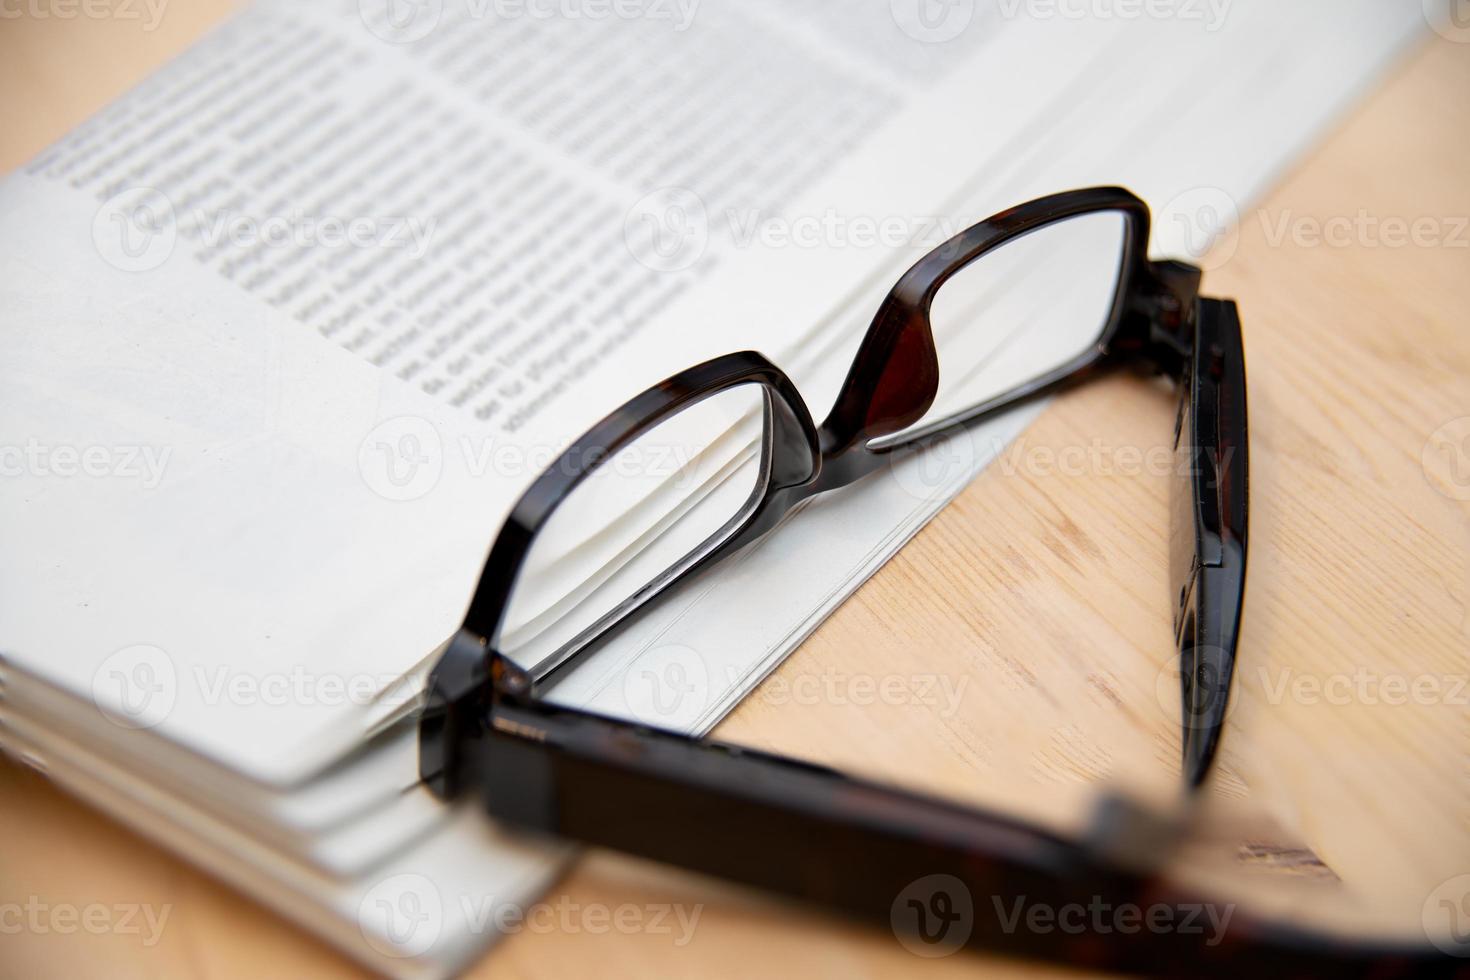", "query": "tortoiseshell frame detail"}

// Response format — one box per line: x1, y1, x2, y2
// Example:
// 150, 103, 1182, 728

419, 188, 1458, 975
